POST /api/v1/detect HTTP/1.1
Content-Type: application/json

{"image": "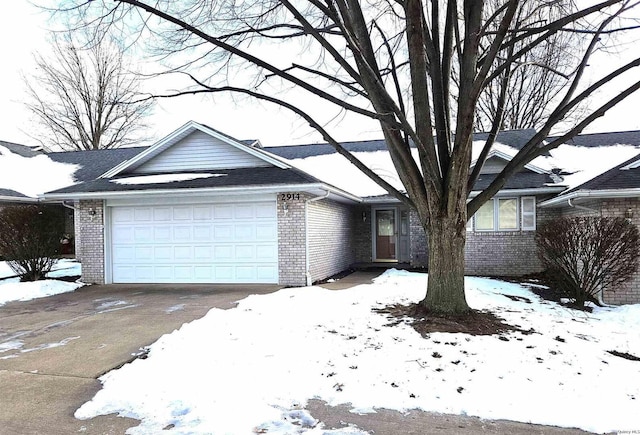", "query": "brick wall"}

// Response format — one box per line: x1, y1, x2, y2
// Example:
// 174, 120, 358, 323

409, 209, 428, 267
464, 202, 559, 276
307, 199, 356, 282
561, 198, 640, 304
77, 199, 105, 284
277, 193, 308, 286
354, 206, 372, 263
